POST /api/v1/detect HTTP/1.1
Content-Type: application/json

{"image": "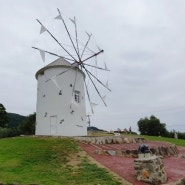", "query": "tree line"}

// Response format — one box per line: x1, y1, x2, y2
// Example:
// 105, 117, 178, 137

1, 103, 185, 139
0, 103, 35, 138
137, 115, 185, 139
